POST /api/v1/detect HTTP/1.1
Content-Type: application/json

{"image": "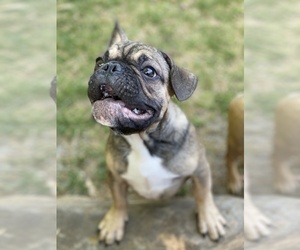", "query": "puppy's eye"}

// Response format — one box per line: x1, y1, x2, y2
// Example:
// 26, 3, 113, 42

142, 67, 157, 78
